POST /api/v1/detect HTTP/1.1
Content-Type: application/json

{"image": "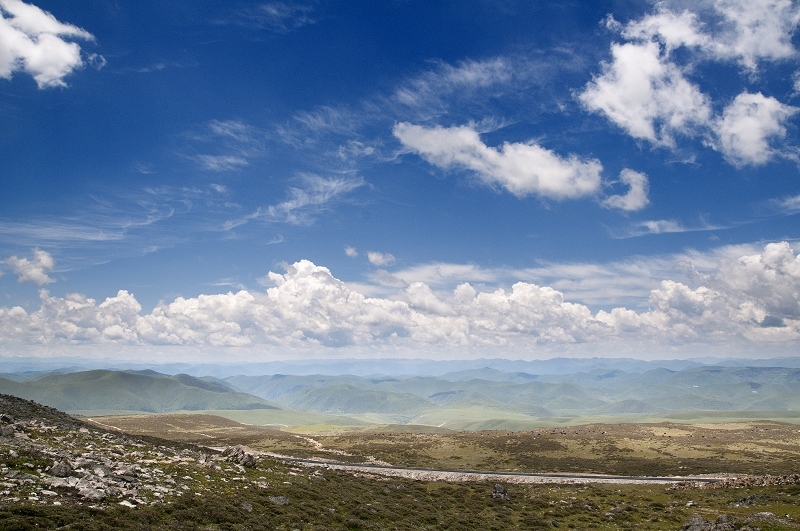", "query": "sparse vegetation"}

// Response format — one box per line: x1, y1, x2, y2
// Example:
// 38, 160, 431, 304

3, 394, 800, 529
